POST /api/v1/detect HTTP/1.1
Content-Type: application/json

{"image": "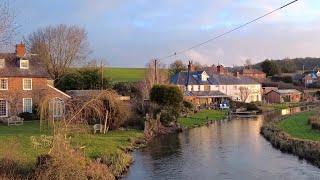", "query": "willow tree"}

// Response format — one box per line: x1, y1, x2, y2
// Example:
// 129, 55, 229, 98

39, 90, 128, 134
